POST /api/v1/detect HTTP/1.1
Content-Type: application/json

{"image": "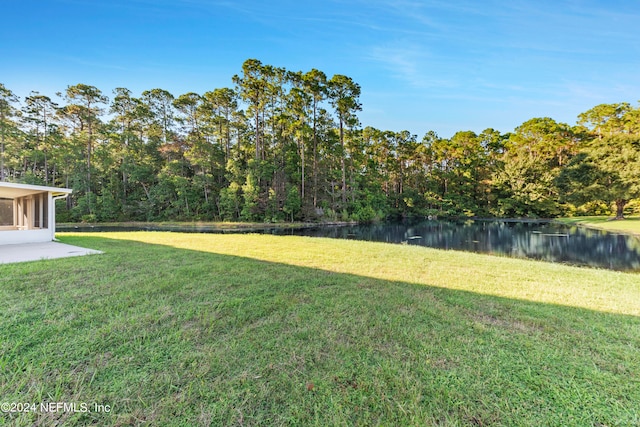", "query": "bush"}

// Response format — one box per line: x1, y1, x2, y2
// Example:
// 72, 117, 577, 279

81, 214, 97, 223
323, 208, 338, 221
354, 205, 376, 223
624, 200, 640, 215
576, 201, 612, 216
